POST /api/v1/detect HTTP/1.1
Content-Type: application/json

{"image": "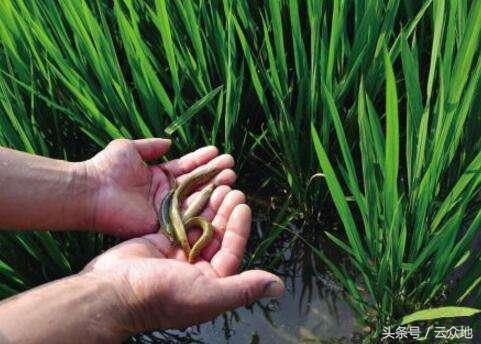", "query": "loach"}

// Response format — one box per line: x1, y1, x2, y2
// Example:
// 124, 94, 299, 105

159, 166, 220, 262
